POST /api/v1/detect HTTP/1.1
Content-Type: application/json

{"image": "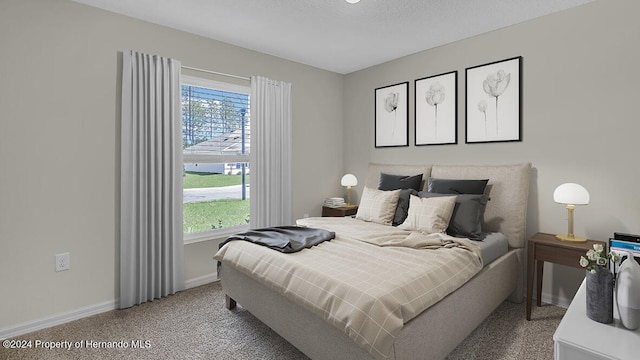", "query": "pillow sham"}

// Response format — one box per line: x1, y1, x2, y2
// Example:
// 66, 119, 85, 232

379, 173, 423, 191
427, 178, 489, 195
418, 192, 489, 240
397, 194, 456, 234
355, 187, 401, 226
